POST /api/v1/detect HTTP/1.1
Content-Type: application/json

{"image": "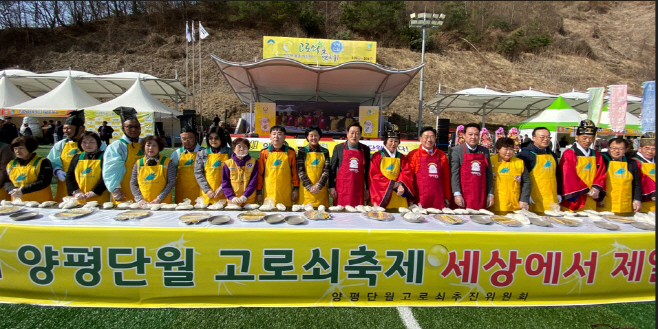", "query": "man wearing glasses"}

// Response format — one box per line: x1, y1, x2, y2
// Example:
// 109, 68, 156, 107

517, 127, 562, 213
632, 132, 655, 212
102, 107, 145, 204
597, 137, 642, 214
407, 126, 451, 209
